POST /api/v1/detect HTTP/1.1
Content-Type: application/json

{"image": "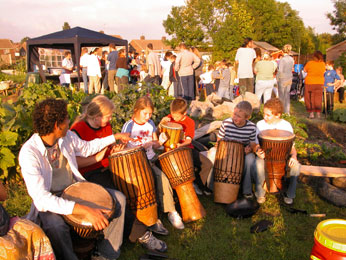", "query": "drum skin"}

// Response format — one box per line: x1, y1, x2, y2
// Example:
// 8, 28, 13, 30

108, 146, 157, 227
213, 139, 245, 204
310, 219, 346, 260
61, 182, 115, 239
258, 129, 295, 193
158, 147, 206, 222
160, 122, 183, 152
